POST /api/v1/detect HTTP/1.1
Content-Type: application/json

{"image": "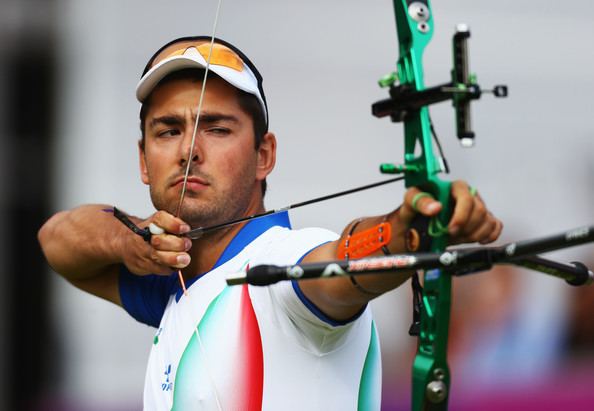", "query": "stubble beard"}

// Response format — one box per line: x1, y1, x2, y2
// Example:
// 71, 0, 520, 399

150, 170, 257, 230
